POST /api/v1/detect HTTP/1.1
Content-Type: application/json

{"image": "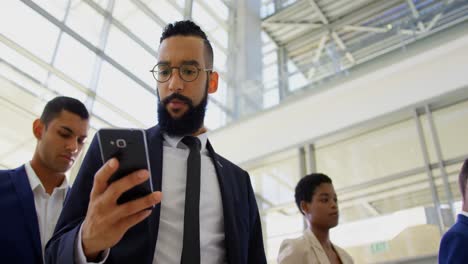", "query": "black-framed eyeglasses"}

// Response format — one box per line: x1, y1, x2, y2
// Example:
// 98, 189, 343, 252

150, 63, 212, 83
